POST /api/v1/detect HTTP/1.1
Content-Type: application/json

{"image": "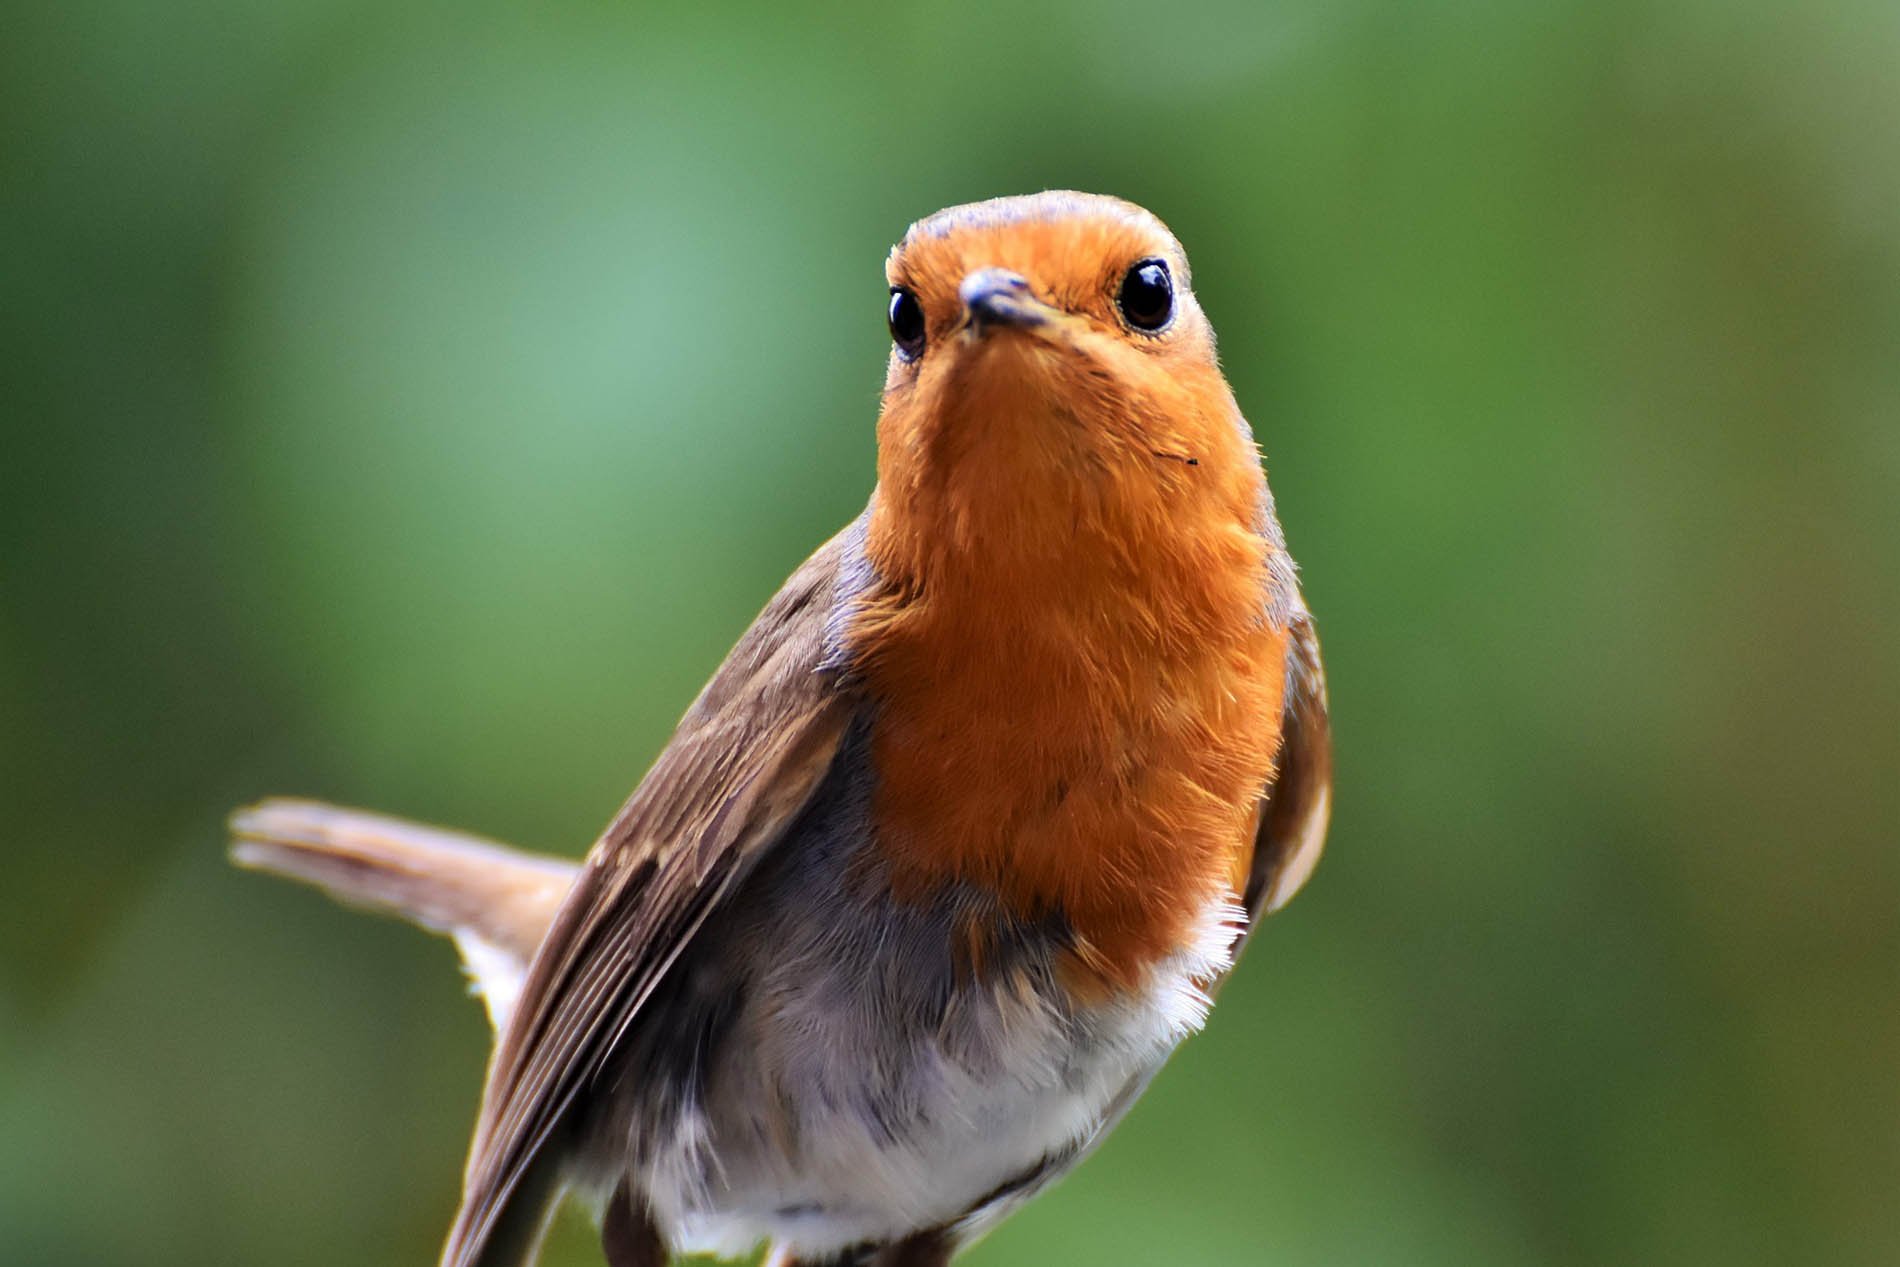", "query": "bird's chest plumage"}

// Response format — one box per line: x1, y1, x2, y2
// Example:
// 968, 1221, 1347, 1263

848, 532, 1288, 993
603, 734, 1245, 1259
603, 499, 1288, 1257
